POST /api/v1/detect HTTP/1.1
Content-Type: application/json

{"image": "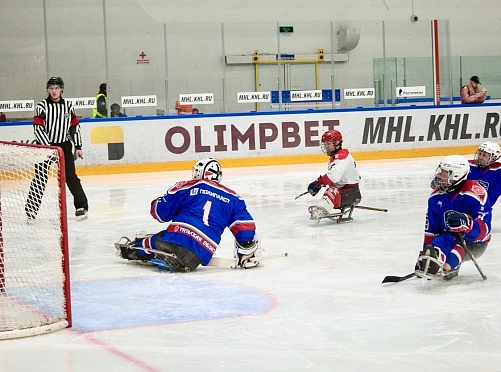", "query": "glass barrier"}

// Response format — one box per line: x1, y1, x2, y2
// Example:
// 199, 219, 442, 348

0, 1, 500, 122
0, 1, 46, 122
